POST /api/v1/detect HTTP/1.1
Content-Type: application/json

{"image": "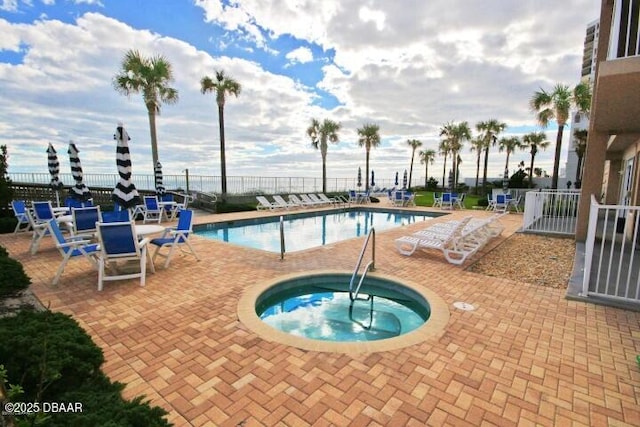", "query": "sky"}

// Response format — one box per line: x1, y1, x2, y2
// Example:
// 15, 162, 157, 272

0, 0, 600, 188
